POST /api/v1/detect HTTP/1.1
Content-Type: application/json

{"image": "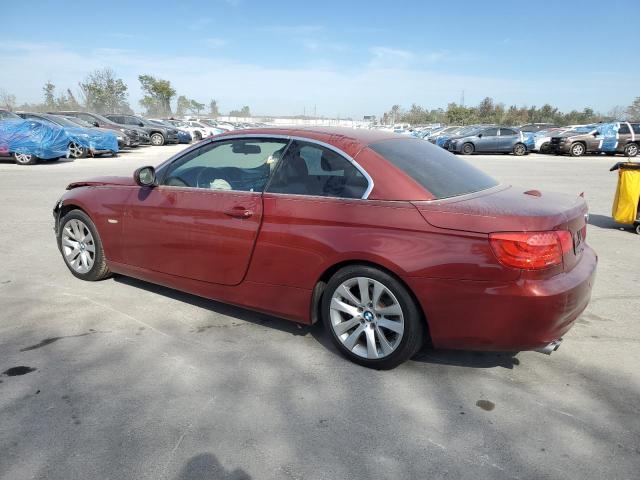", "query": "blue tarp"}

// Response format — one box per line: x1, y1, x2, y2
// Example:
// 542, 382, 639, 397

0, 119, 70, 159
63, 126, 118, 153
595, 122, 619, 152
